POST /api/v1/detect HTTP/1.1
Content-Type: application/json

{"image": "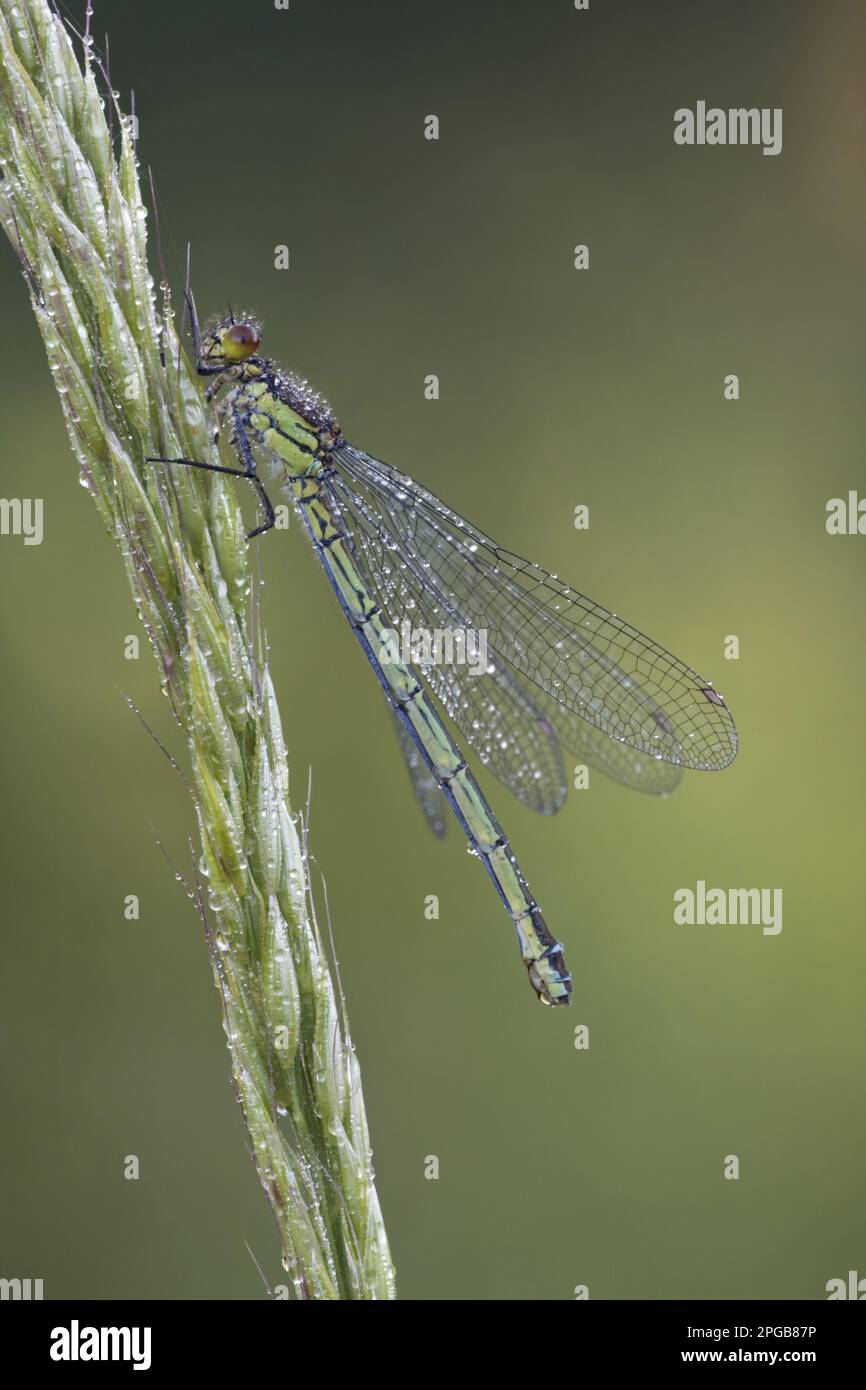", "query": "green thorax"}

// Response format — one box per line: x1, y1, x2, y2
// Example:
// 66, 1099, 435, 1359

222, 359, 340, 478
